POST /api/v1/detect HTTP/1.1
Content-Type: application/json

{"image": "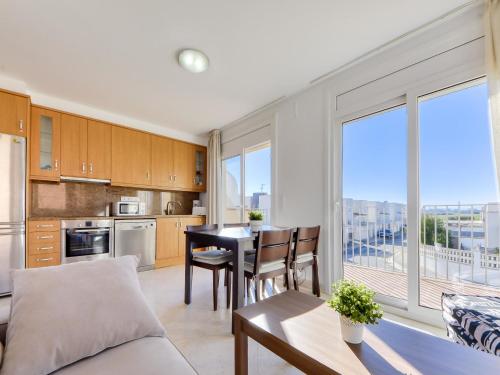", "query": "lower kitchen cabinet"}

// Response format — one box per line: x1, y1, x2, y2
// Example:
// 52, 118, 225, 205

27, 220, 61, 268
155, 216, 204, 268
